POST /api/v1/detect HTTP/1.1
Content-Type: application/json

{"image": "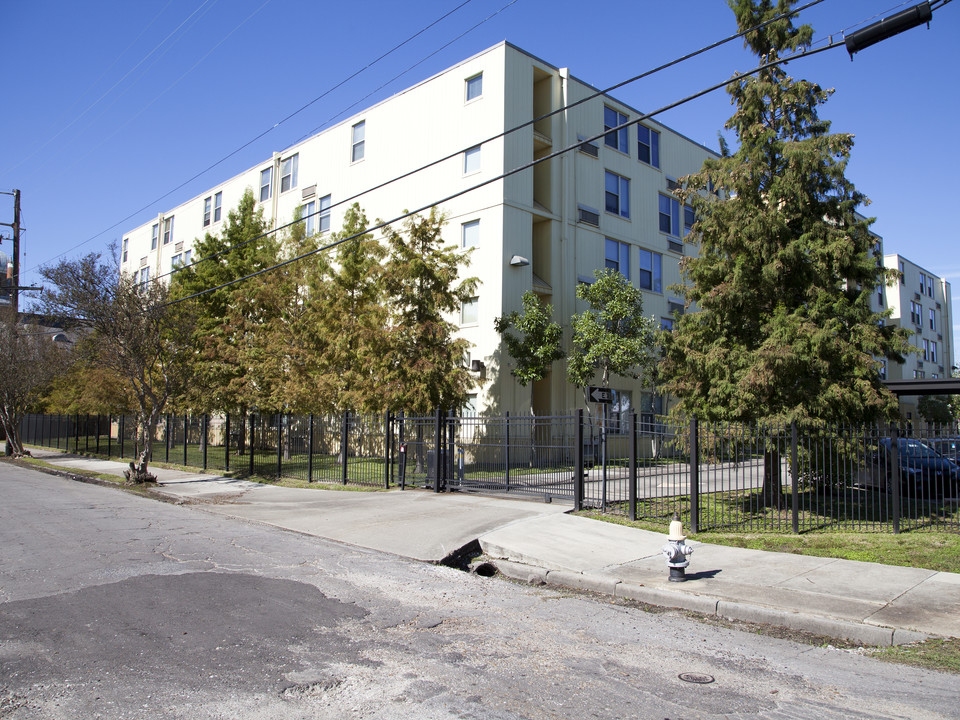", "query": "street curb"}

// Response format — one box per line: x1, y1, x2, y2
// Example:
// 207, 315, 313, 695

488, 557, 927, 647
